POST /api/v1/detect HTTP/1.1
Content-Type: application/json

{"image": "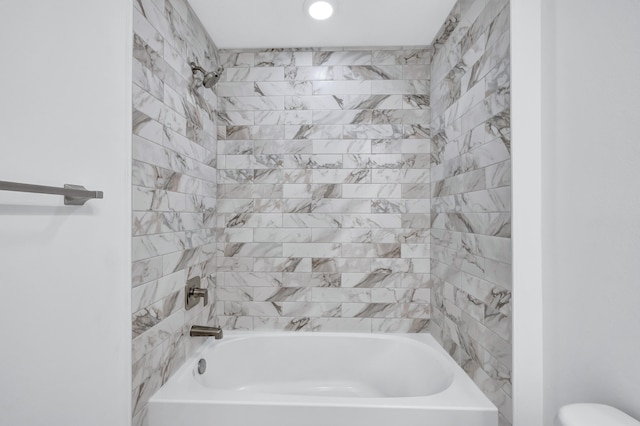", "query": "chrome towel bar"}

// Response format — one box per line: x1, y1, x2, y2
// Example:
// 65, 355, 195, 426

0, 180, 103, 205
